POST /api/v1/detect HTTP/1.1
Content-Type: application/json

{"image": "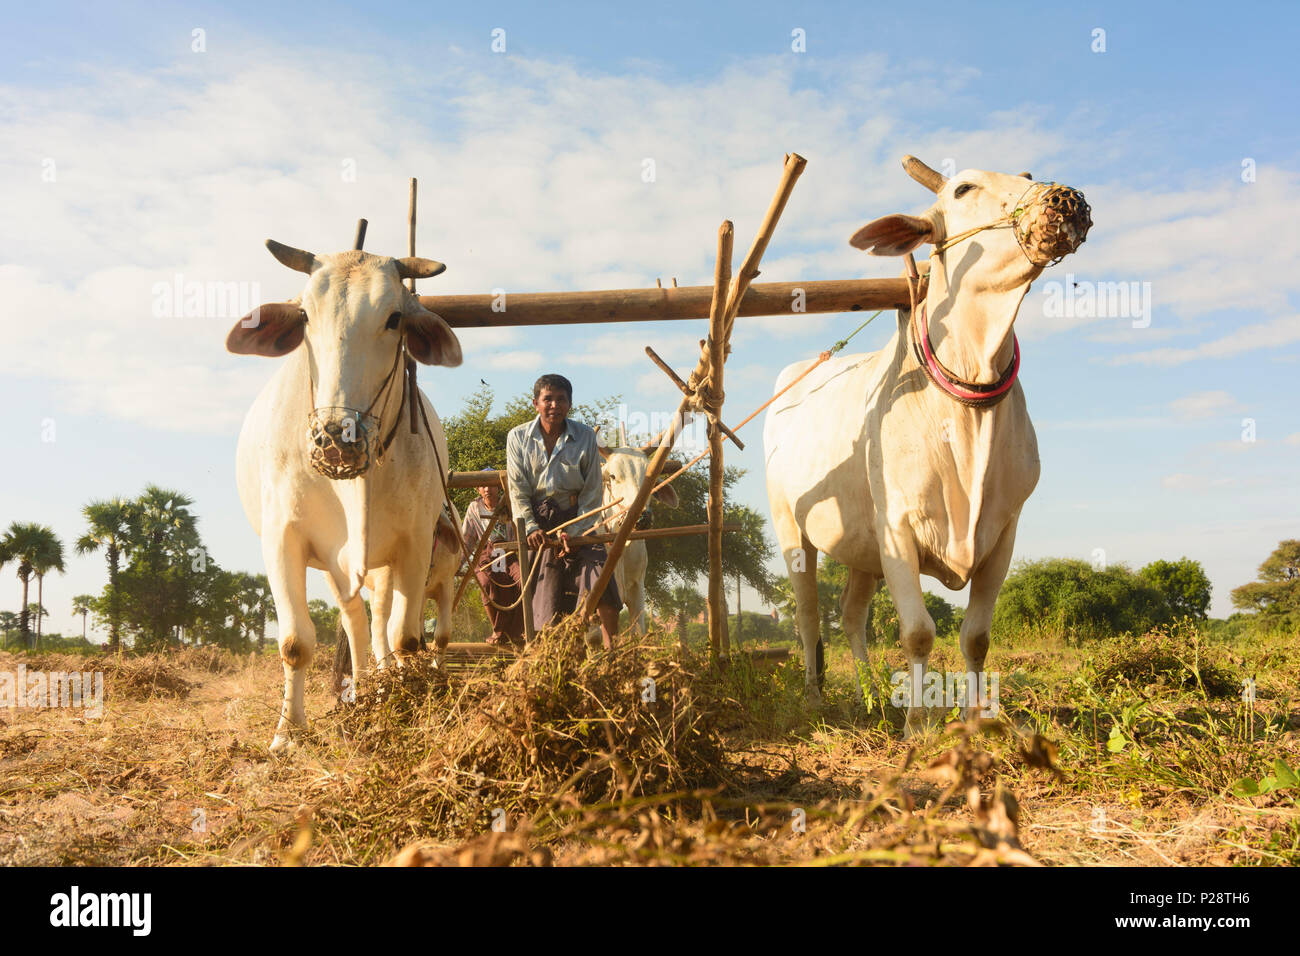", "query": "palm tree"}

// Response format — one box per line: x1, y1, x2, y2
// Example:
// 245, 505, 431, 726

662, 580, 706, 642
72, 594, 94, 642
27, 603, 48, 636
0, 610, 17, 649
0, 523, 62, 649
76, 497, 136, 652
239, 573, 275, 651
32, 533, 65, 647
131, 485, 197, 570
131, 486, 199, 650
